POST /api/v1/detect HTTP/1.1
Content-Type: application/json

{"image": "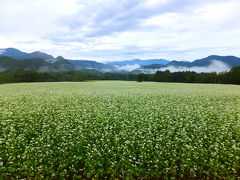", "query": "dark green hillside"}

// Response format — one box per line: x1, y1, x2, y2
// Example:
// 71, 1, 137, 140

191, 55, 240, 67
